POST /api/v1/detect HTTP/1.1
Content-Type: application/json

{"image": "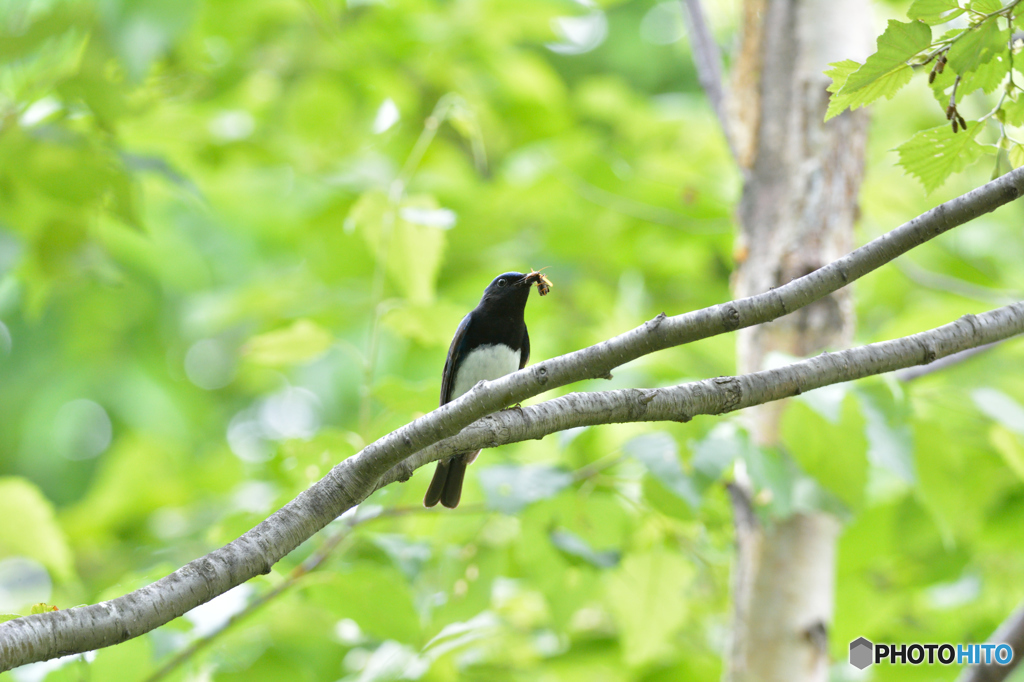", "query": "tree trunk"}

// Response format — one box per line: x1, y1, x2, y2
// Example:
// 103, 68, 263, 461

726, 0, 873, 680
